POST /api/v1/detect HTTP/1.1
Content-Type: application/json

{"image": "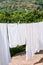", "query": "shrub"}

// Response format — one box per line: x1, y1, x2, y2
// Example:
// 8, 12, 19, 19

10, 45, 26, 57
